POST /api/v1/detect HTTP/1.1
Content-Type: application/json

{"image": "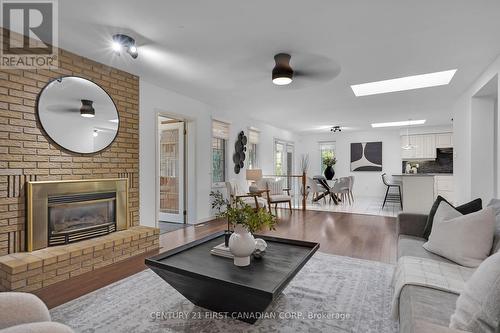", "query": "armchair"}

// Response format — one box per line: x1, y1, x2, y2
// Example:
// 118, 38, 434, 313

257, 178, 293, 214
225, 181, 267, 209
